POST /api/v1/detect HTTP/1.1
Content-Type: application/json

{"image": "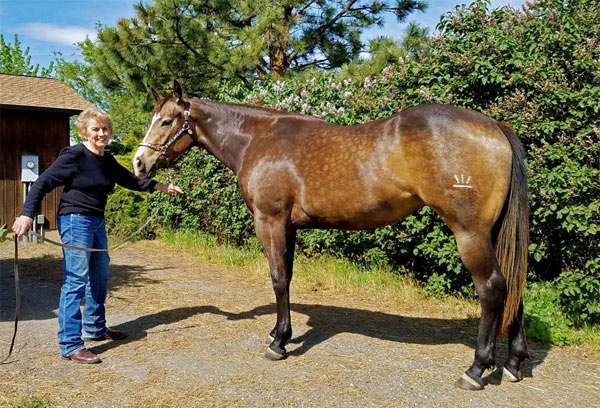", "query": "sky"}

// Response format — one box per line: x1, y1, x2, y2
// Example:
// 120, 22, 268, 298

0, 0, 527, 71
